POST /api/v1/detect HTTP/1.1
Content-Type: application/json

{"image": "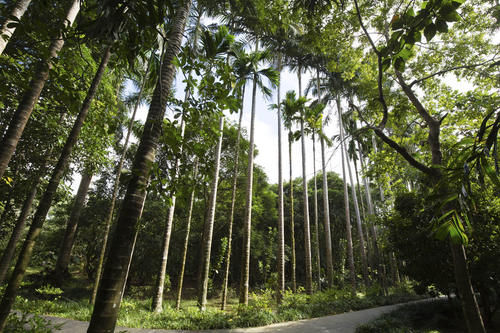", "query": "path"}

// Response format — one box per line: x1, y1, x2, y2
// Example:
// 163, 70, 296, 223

42, 299, 430, 333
